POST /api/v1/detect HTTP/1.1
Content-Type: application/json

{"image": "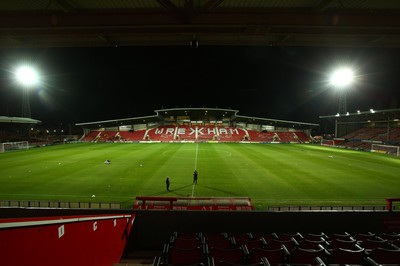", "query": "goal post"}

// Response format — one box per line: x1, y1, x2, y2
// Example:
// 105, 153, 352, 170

0, 141, 29, 153
371, 143, 400, 157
